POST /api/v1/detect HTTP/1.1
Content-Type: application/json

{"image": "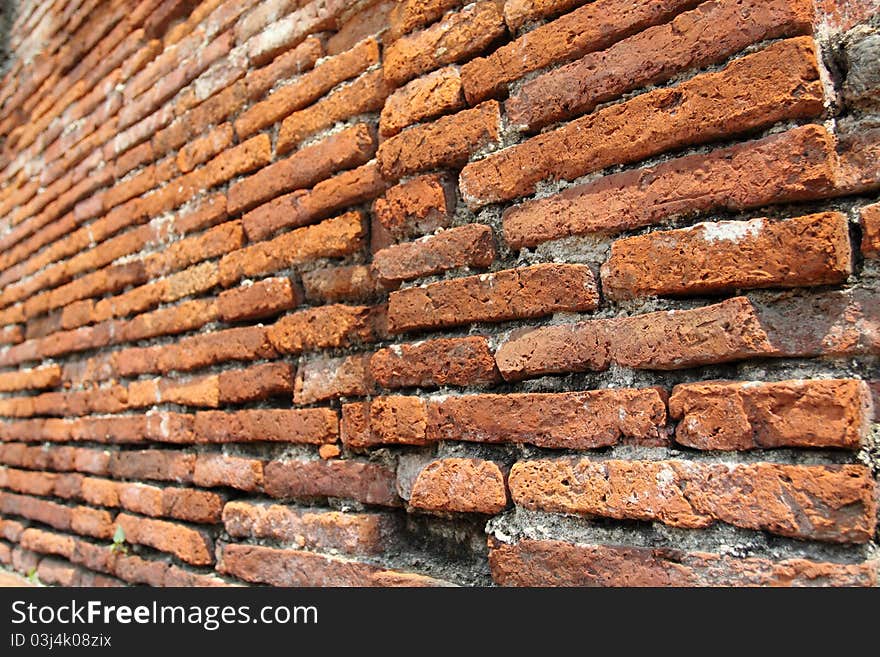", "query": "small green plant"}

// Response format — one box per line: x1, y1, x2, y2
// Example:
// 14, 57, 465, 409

109, 525, 128, 555
25, 567, 39, 585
